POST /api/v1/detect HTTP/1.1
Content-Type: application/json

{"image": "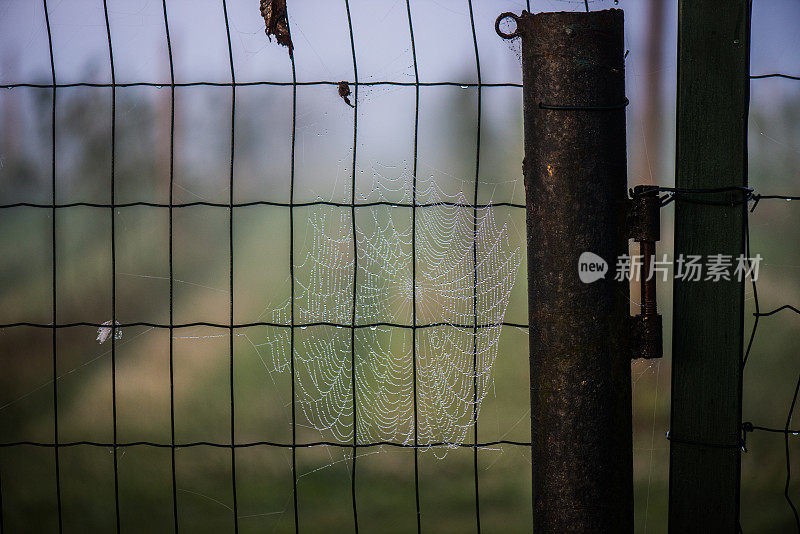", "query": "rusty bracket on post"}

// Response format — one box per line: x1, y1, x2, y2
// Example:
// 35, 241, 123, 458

628, 185, 662, 360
